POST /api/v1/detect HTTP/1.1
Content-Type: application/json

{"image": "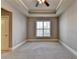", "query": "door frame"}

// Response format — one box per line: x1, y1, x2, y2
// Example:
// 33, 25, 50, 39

1, 8, 12, 50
